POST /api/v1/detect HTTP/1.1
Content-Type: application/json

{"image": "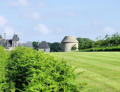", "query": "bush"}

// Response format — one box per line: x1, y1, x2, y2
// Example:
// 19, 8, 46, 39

4, 47, 81, 92
71, 46, 77, 51
0, 47, 9, 91
79, 46, 120, 52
